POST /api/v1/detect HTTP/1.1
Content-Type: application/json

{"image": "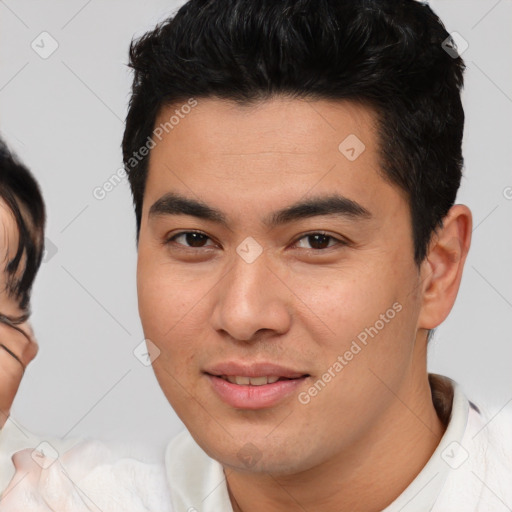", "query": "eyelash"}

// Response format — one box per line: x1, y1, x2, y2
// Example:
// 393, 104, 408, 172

164, 230, 348, 252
